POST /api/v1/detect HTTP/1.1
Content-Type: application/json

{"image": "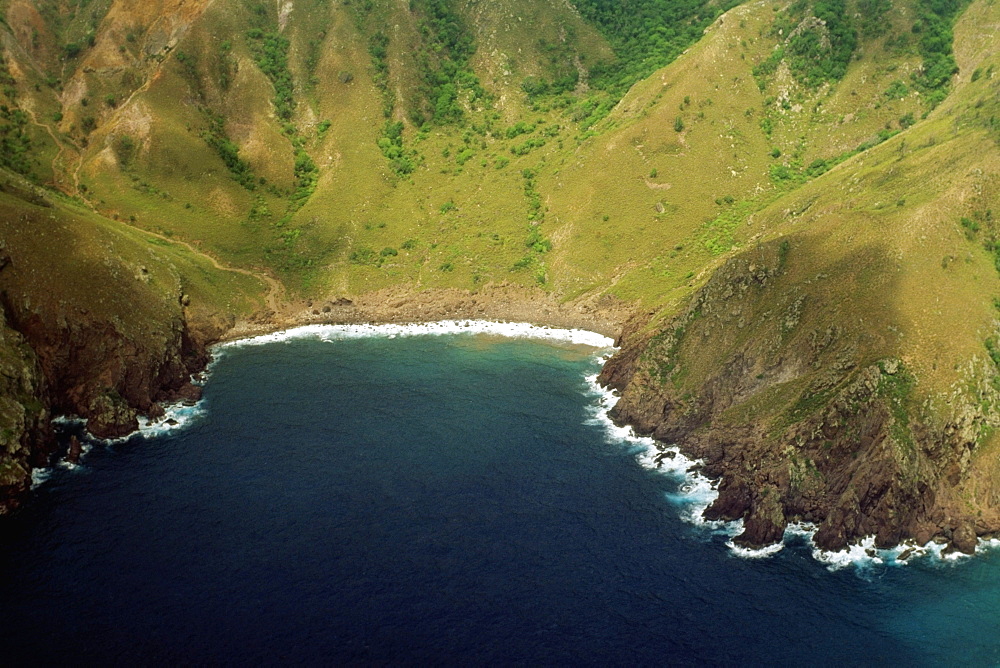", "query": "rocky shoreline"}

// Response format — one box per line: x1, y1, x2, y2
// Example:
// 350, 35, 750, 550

7, 276, 998, 560
220, 283, 632, 343
597, 250, 1000, 557
0, 283, 632, 517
